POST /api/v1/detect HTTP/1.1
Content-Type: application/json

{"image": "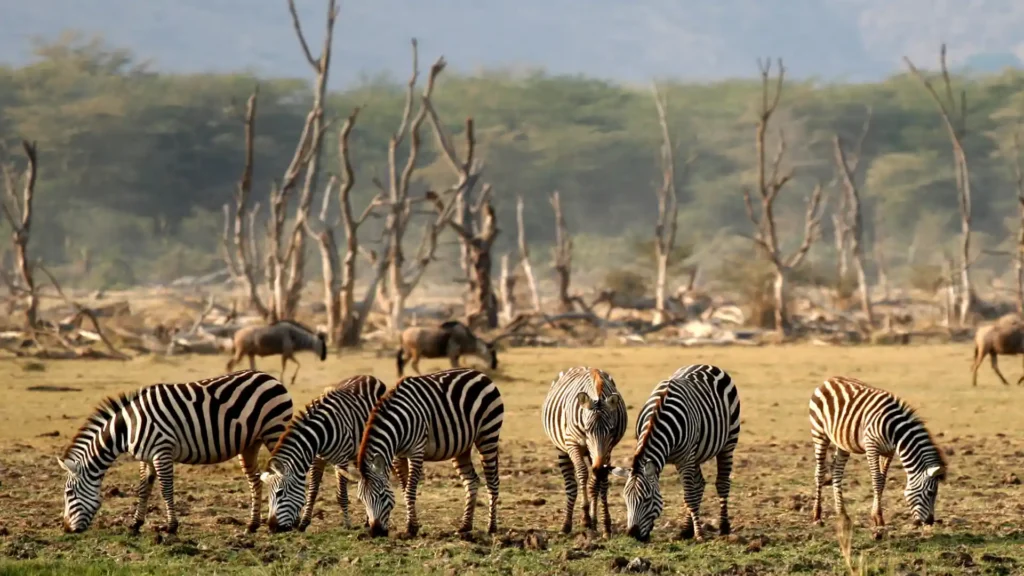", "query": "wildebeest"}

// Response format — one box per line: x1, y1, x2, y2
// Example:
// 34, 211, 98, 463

395, 320, 497, 377
971, 314, 1024, 386
227, 320, 327, 384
